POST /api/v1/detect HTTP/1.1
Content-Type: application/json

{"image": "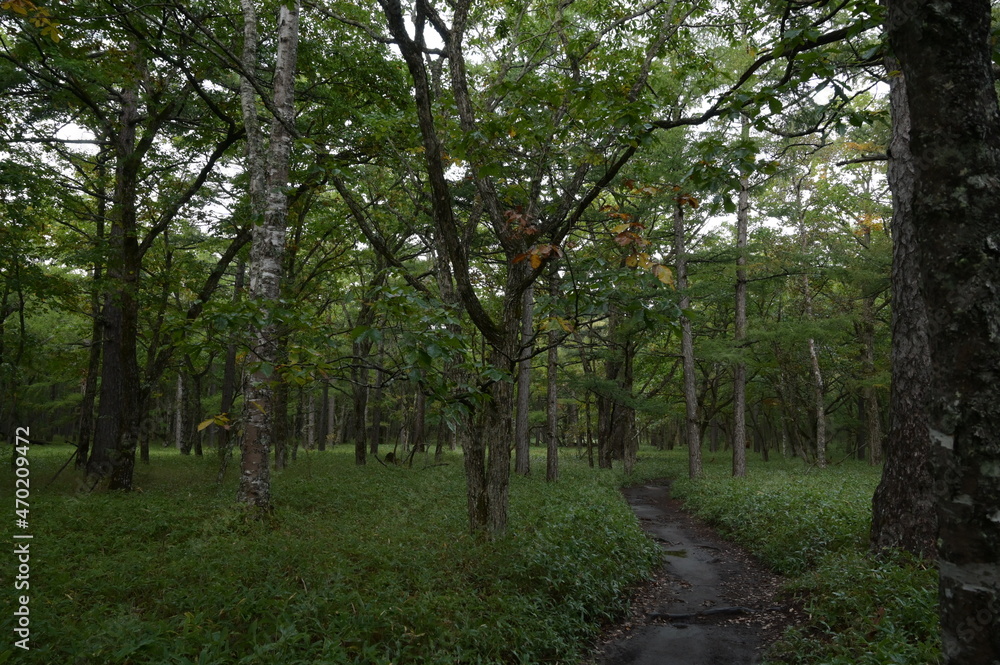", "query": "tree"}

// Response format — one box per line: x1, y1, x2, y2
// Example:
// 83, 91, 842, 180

237, 0, 301, 511
732, 118, 751, 478
886, 0, 1000, 661
675, 199, 702, 478
374, 0, 681, 533
870, 57, 935, 557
